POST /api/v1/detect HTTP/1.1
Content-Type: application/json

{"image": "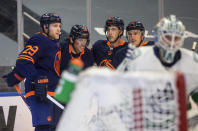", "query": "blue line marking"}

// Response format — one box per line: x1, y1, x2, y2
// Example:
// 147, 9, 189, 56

0, 92, 25, 97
